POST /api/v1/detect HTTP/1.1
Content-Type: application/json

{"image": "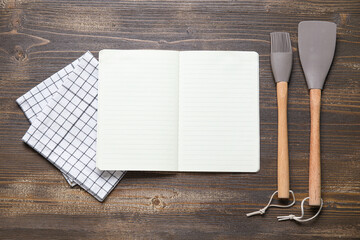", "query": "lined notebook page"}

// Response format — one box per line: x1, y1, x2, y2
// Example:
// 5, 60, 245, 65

97, 50, 179, 171
178, 51, 259, 172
